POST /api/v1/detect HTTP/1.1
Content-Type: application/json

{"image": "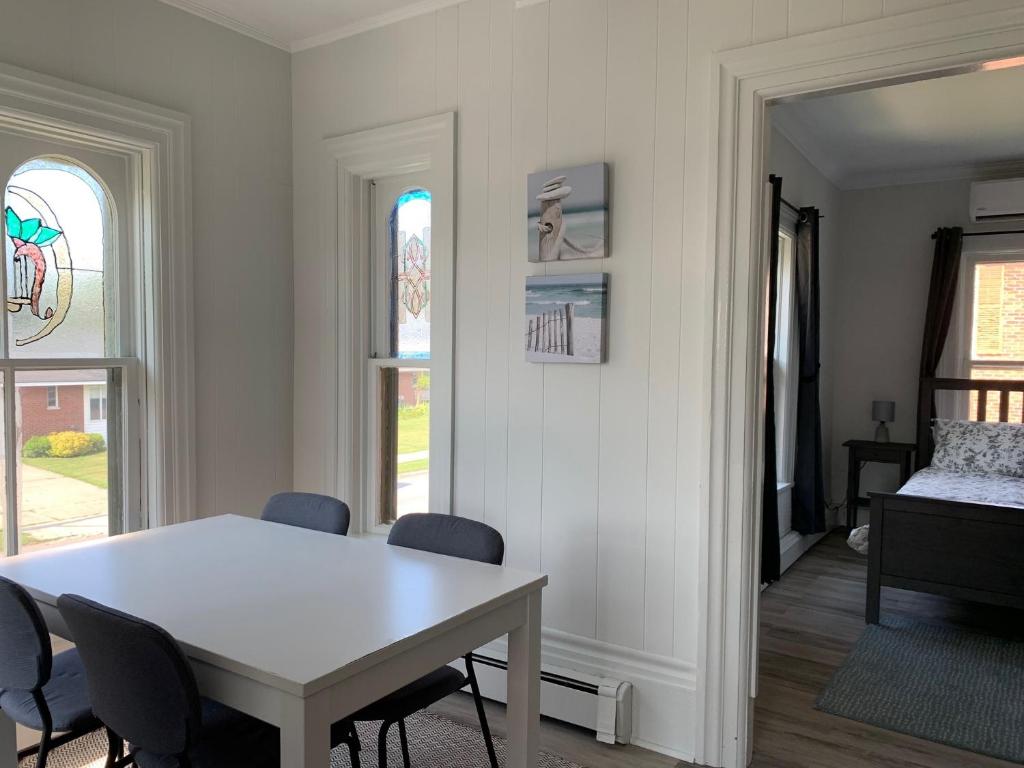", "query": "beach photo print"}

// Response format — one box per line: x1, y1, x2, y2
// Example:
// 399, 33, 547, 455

525, 273, 608, 364
527, 163, 608, 262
